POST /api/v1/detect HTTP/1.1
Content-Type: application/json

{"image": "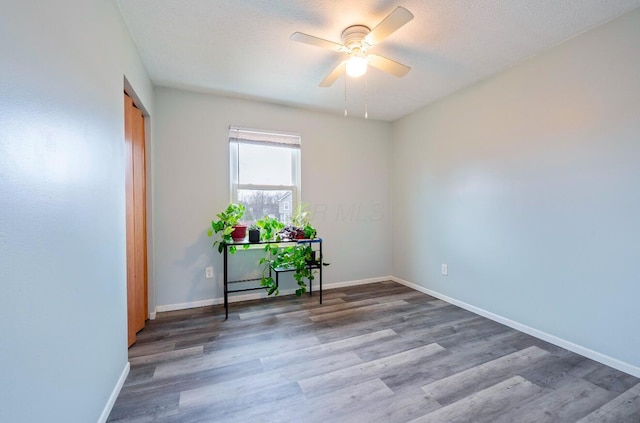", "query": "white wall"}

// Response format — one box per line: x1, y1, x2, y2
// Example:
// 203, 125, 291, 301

153, 87, 392, 308
393, 8, 640, 373
0, 1, 153, 422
